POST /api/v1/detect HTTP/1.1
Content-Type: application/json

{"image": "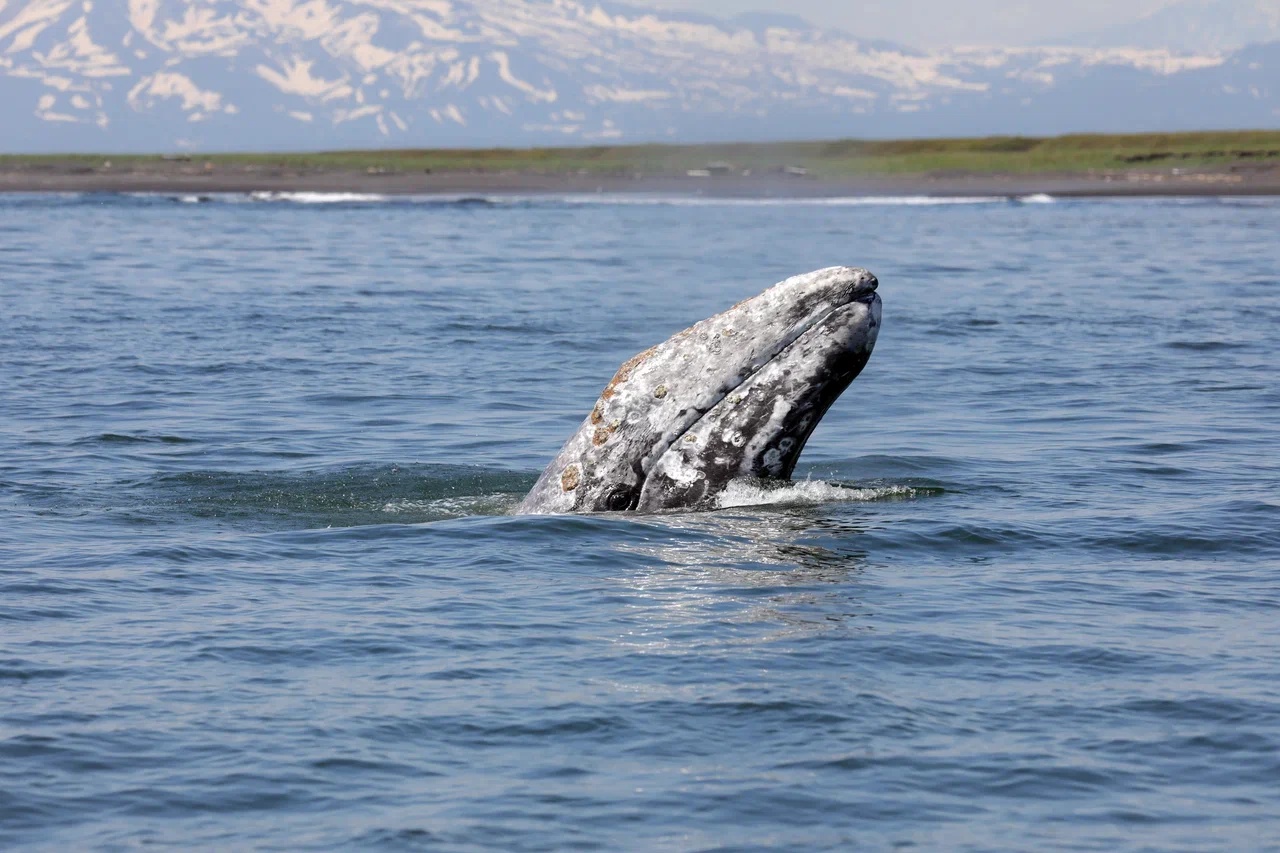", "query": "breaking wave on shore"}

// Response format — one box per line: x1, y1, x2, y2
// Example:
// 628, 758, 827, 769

18, 190, 1280, 211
